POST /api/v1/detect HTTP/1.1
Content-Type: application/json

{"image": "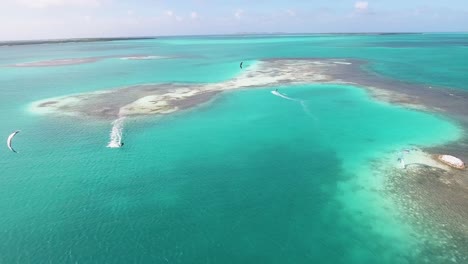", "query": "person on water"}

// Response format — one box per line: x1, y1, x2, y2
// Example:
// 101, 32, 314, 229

275, 89, 278, 92
120, 142, 124, 147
